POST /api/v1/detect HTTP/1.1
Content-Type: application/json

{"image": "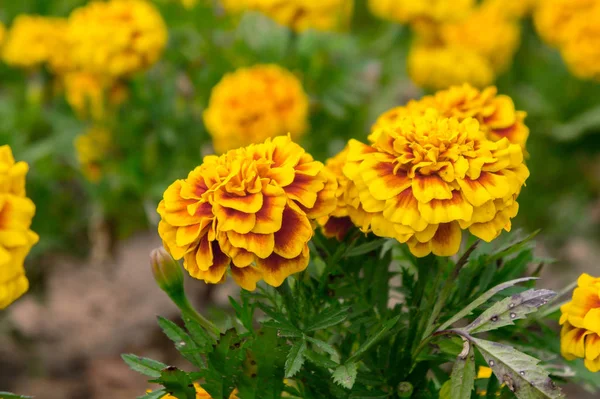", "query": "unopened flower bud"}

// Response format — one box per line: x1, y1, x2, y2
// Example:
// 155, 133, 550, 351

150, 247, 184, 298
397, 381, 413, 397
